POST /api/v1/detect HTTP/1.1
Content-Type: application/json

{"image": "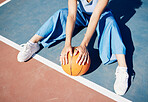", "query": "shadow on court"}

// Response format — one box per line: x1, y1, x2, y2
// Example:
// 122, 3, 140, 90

35, 0, 143, 80
108, 0, 143, 91
33, 0, 143, 84
85, 0, 143, 77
